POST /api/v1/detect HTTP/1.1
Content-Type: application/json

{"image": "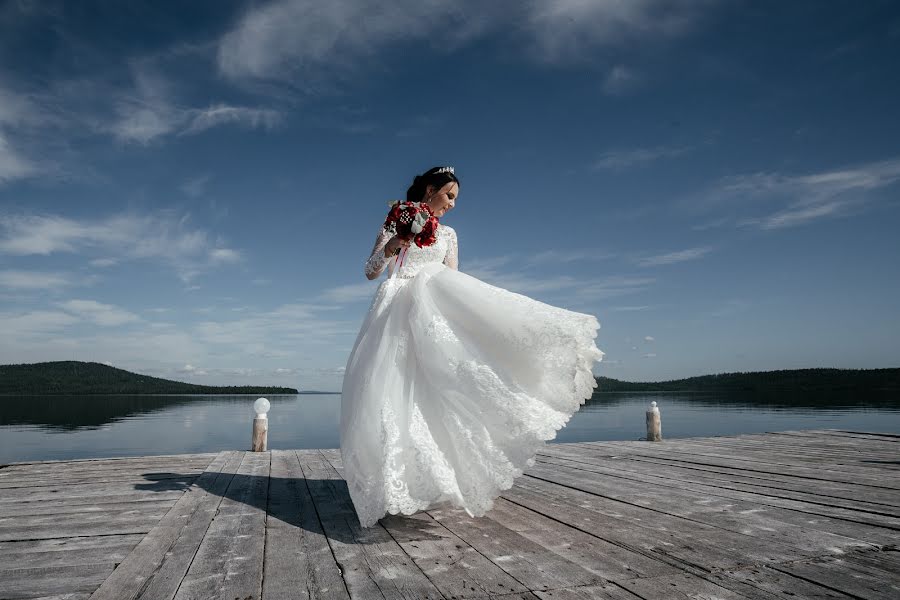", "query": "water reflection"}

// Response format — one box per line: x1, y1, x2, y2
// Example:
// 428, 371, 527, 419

0, 394, 298, 431
0, 391, 897, 463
